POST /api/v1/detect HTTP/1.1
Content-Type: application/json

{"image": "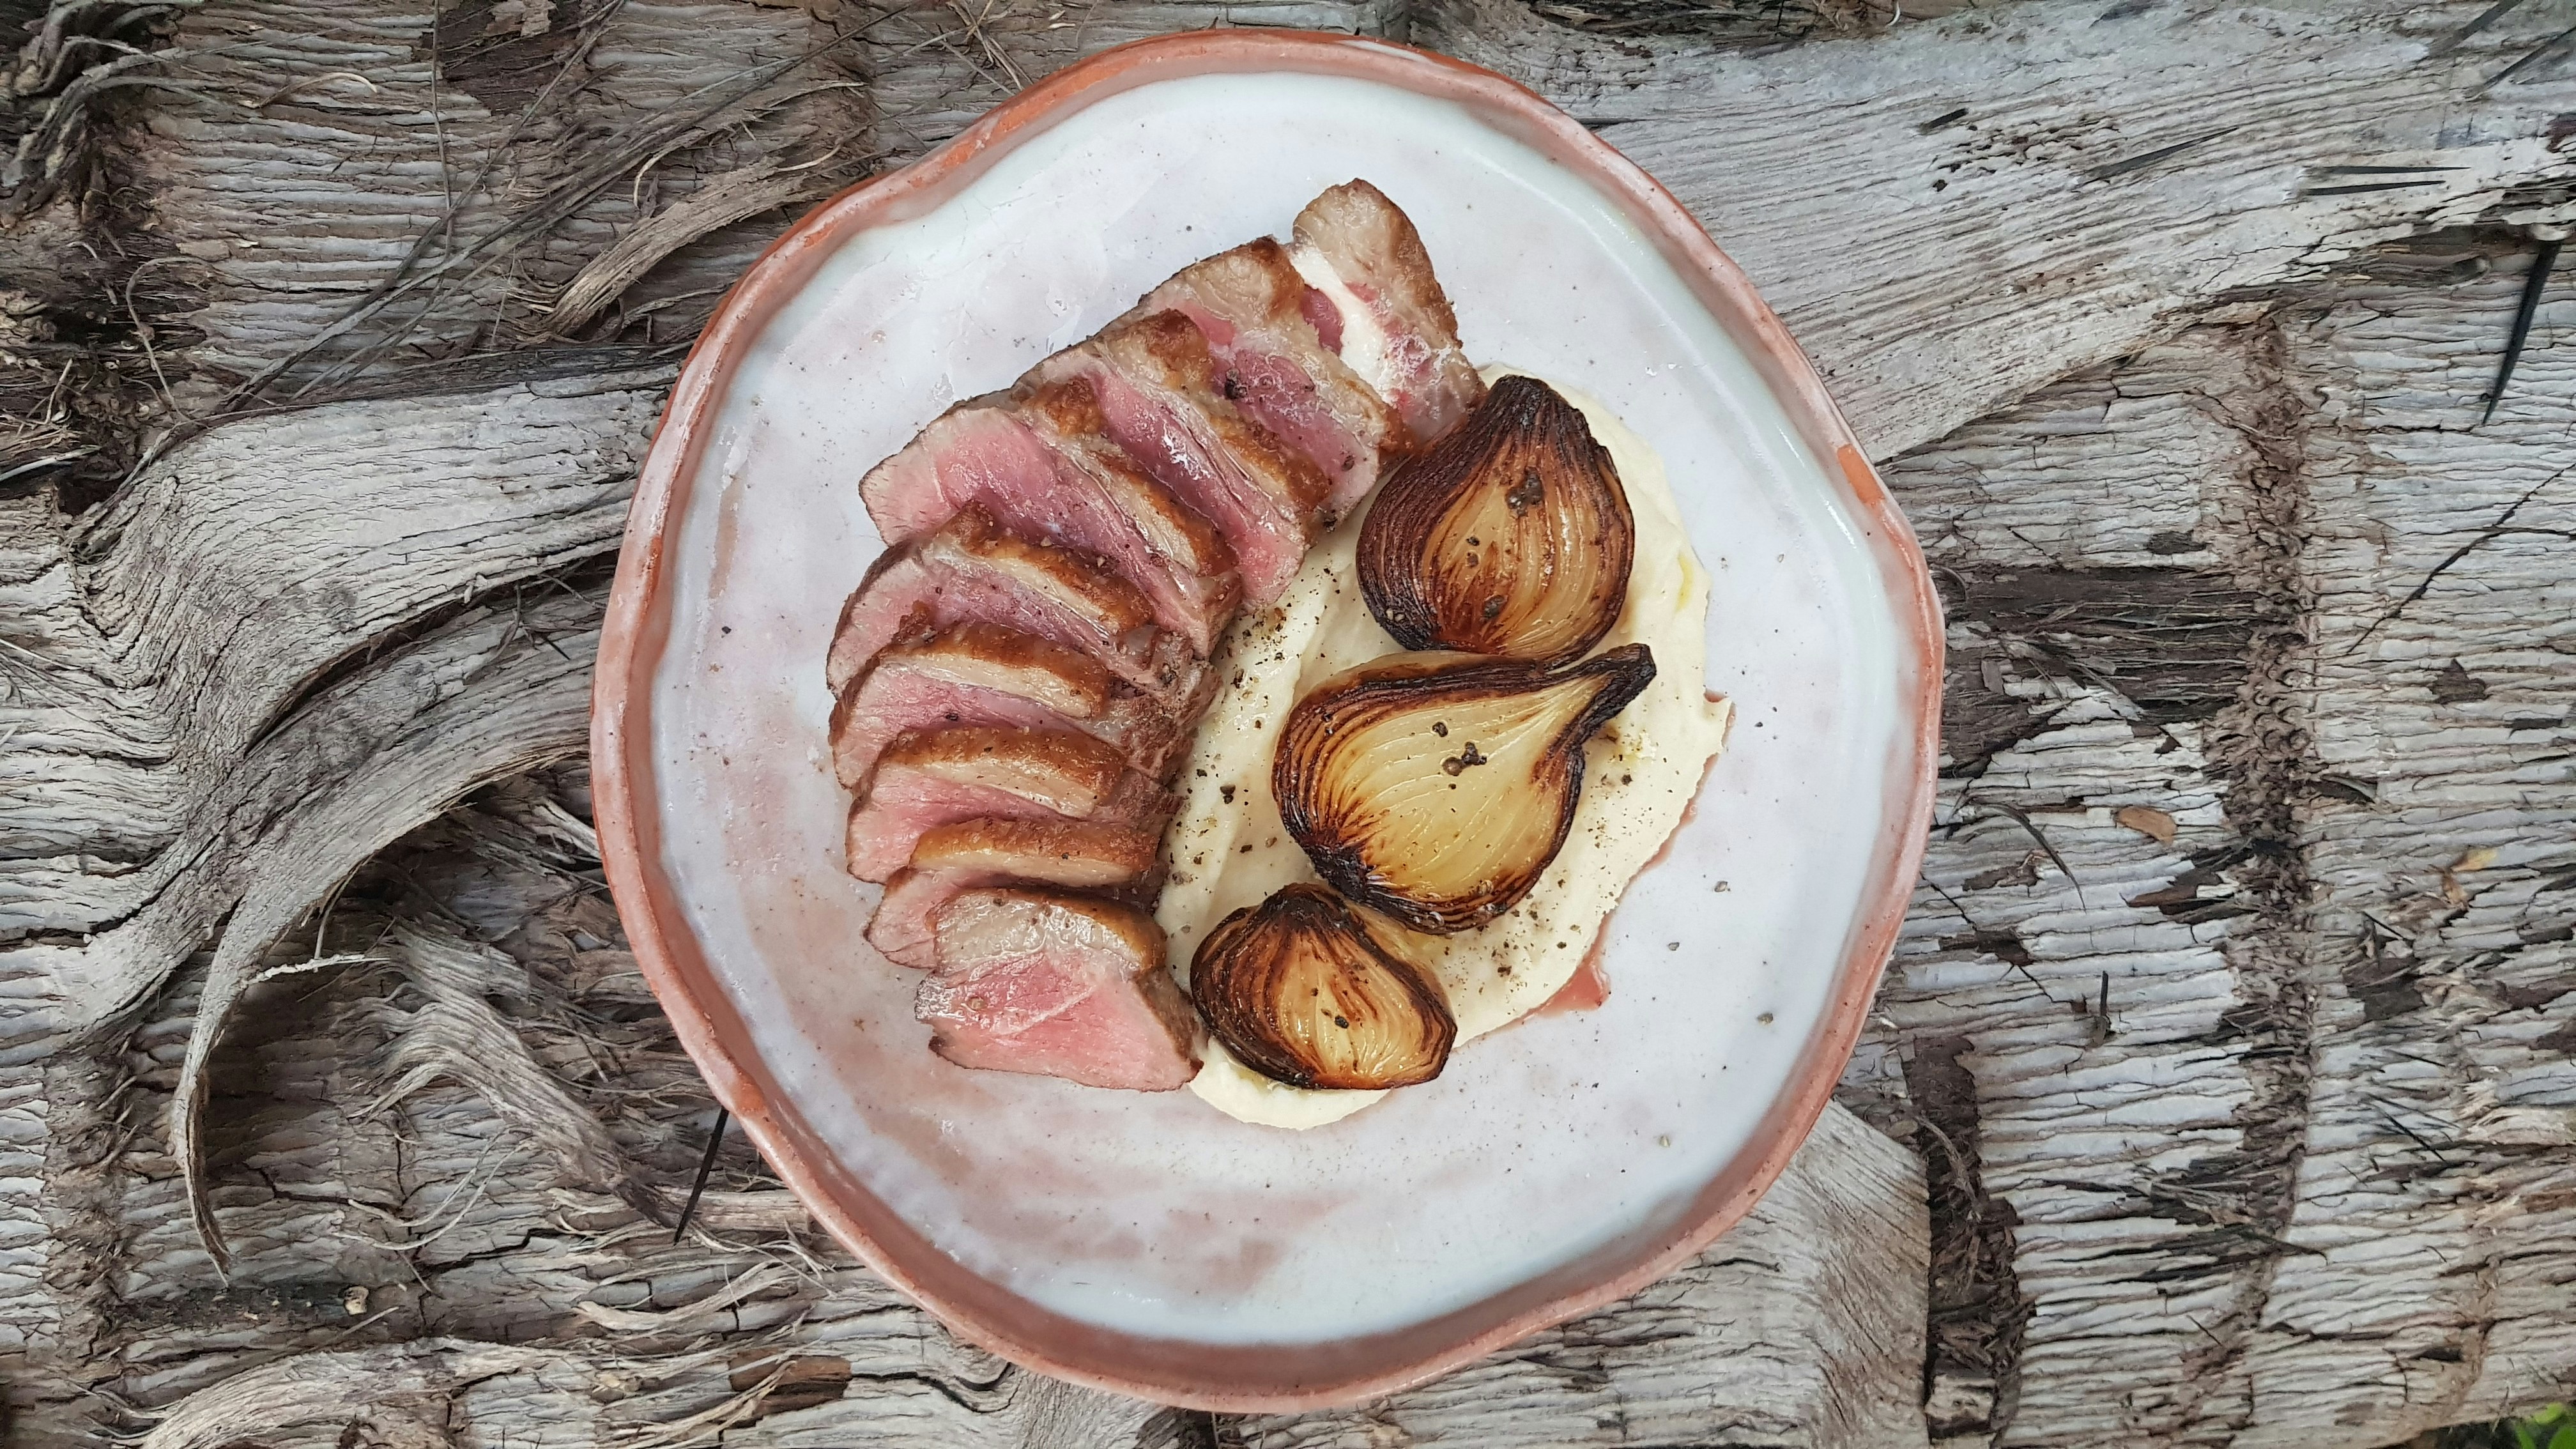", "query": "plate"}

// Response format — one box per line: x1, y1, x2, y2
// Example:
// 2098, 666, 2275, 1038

592, 30, 1940, 1411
